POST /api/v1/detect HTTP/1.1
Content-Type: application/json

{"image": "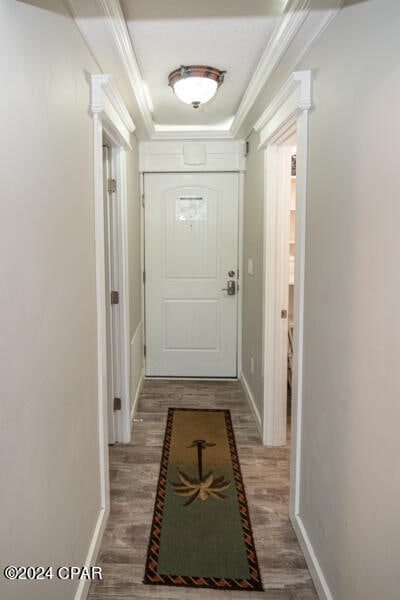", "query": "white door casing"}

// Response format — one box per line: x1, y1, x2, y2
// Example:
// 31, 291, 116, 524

90, 72, 134, 495
80, 73, 135, 600
254, 71, 334, 600
256, 69, 311, 499
144, 172, 239, 377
